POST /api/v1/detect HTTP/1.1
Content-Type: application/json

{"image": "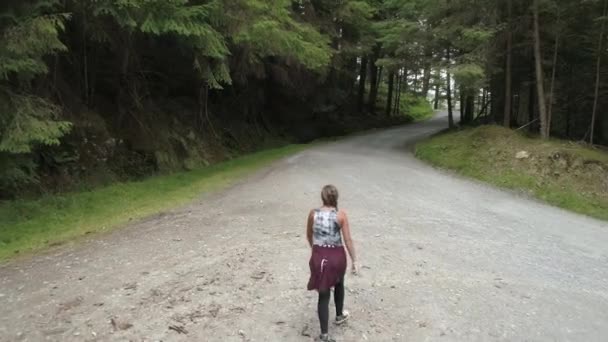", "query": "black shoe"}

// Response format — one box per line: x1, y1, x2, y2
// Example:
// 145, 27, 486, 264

319, 333, 336, 342
335, 310, 350, 325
